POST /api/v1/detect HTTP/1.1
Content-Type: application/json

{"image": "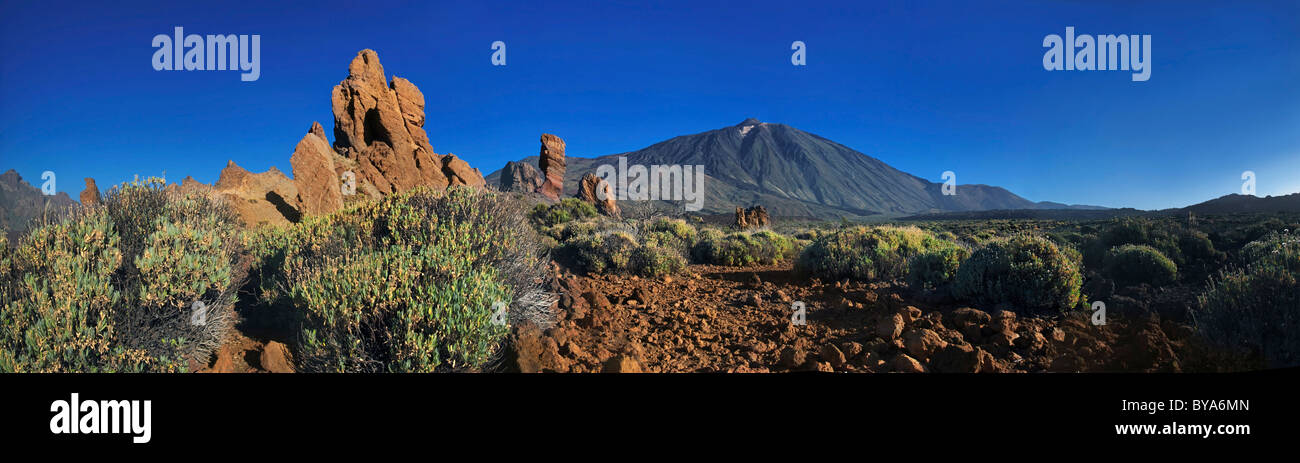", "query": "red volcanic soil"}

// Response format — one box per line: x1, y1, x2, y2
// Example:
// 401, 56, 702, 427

510, 263, 1200, 373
